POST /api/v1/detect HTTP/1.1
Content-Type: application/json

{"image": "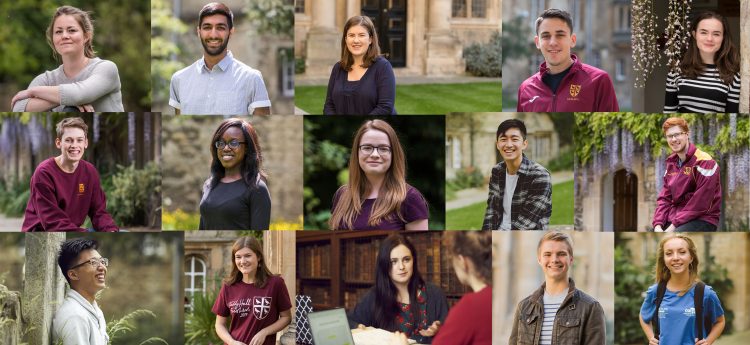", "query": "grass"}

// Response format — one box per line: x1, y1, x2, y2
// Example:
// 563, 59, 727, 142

445, 180, 574, 230
295, 82, 501, 114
